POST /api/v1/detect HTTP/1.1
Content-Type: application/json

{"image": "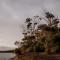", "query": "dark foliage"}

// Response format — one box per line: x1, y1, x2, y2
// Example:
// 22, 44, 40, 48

26, 18, 32, 23
27, 23, 32, 29
45, 12, 54, 18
